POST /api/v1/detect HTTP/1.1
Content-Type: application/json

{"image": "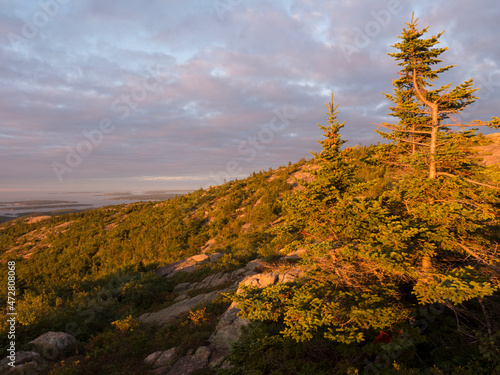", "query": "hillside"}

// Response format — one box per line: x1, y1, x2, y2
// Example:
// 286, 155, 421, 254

0, 158, 313, 374
476, 133, 500, 166
1, 129, 499, 374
